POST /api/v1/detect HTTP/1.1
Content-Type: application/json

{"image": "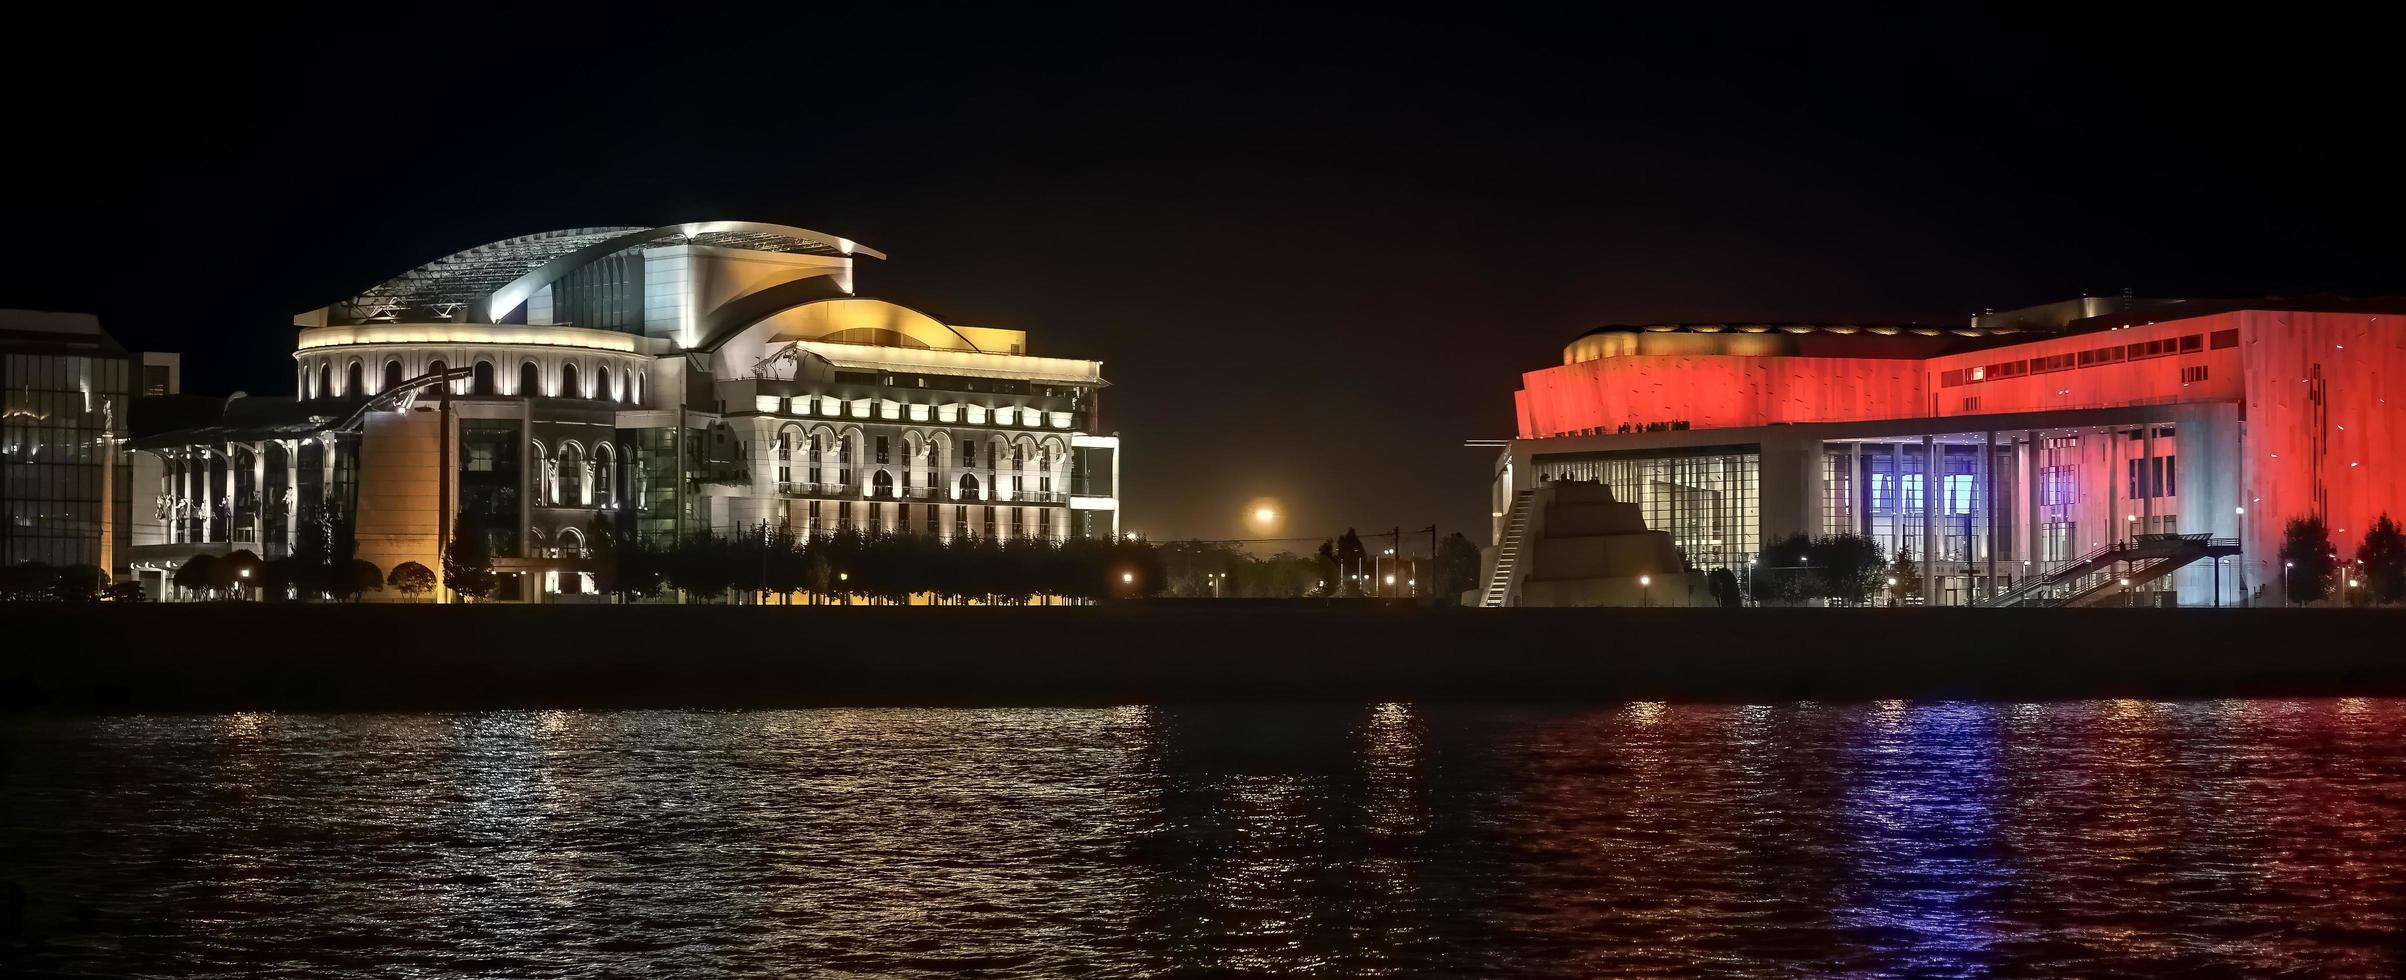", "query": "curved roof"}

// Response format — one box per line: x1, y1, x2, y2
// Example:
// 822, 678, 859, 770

325, 221, 883, 325
1574, 322, 1977, 338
